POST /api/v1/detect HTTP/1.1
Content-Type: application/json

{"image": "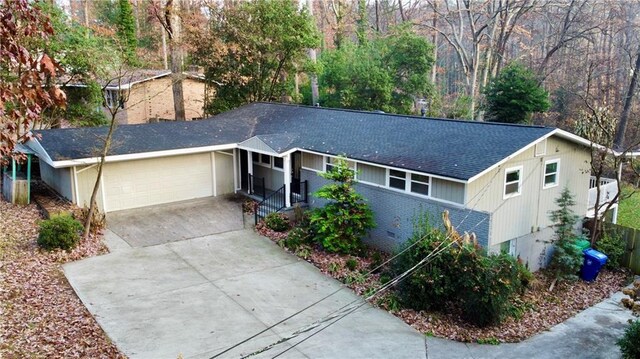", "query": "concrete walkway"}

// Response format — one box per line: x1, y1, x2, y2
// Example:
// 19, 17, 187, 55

64, 229, 426, 359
